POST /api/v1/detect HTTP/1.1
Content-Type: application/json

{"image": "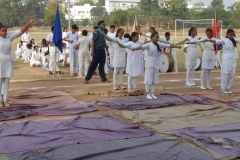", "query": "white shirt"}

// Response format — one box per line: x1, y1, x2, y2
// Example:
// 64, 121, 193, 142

166, 38, 176, 53
31, 50, 41, 61
21, 33, 31, 43
77, 36, 91, 52
62, 32, 68, 45
66, 31, 79, 49
46, 33, 53, 43
107, 32, 116, 47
